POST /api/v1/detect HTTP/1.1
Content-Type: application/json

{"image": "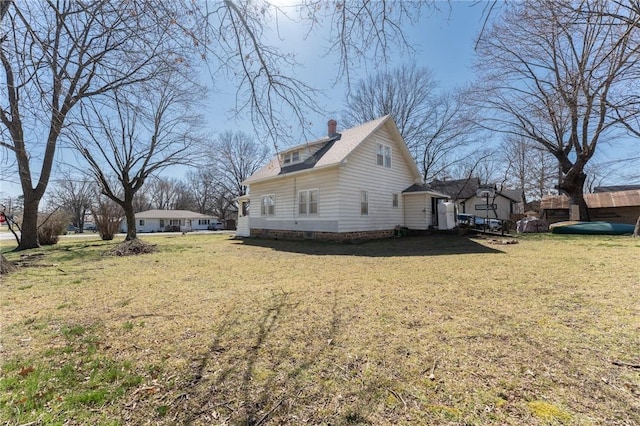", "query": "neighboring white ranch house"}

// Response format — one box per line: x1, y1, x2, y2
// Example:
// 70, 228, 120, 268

121, 210, 220, 233
237, 116, 451, 241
